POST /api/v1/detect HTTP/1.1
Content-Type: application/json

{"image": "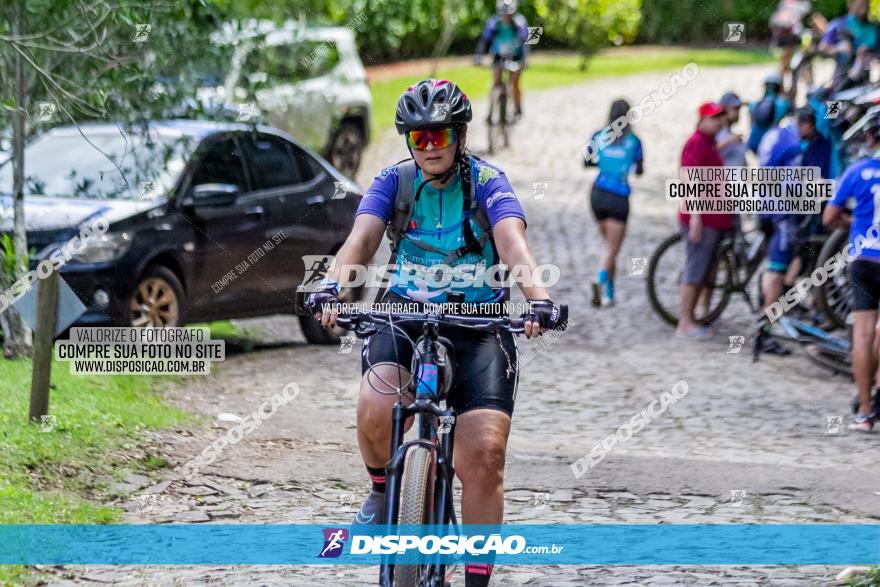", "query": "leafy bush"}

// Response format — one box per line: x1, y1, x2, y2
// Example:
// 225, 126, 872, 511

638, 0, 848, 45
